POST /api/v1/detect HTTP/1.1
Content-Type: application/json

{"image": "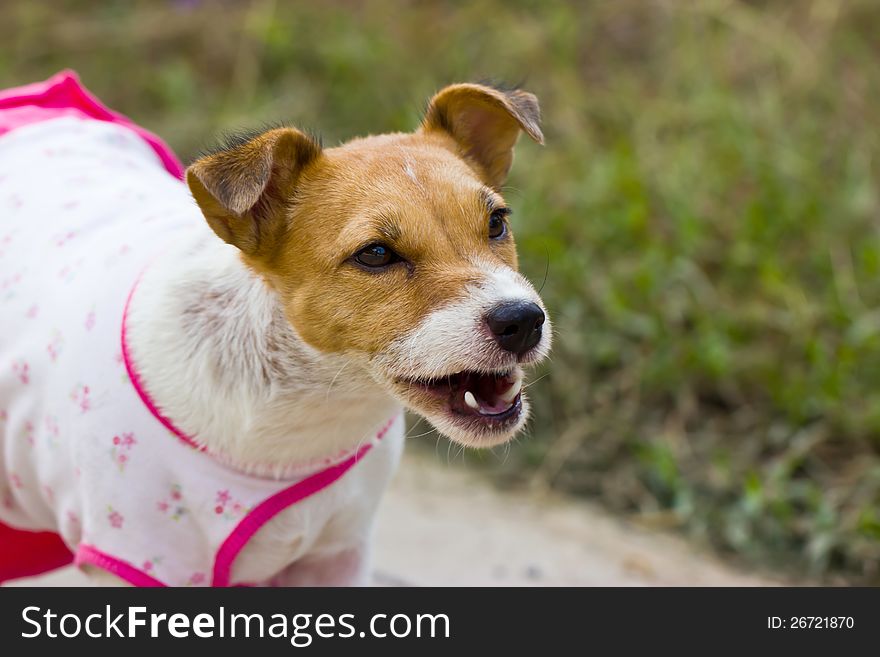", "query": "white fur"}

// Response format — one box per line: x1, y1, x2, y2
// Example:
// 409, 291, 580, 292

374, 260, 552, 381
1, 119, 407, 586
370, 259, 551, 447
3, 118, 548, 586
403, 156, 422, 188
124, 239, 548, 582
127, 228, 402, 473
124, 227, 406, 585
